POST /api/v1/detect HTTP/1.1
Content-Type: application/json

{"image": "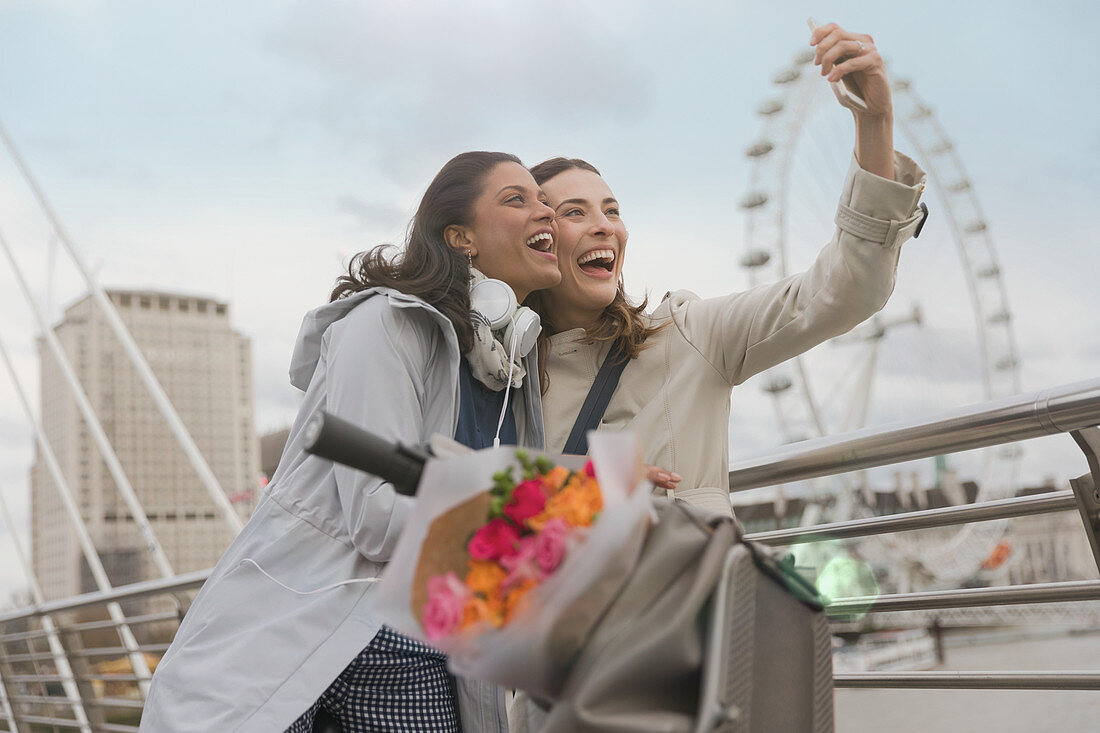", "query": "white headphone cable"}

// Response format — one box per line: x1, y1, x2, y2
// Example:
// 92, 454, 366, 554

493, 317, 521, 448
239, 558, 379, 595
